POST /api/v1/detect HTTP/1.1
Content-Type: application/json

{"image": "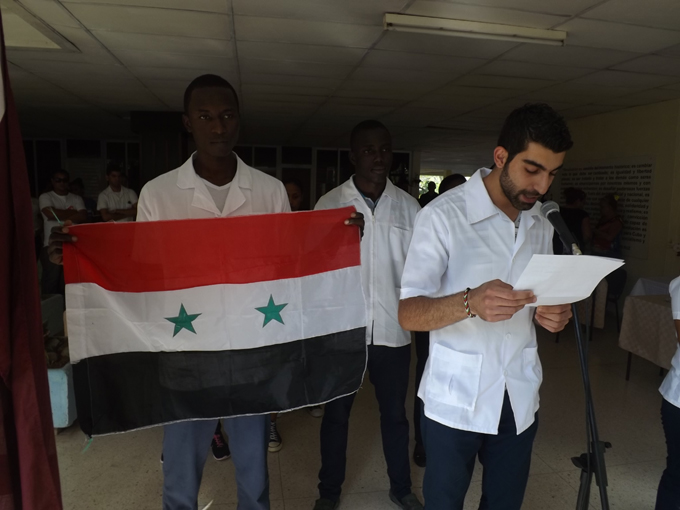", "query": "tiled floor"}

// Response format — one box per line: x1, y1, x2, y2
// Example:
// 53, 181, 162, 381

56, 316, 669, 509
